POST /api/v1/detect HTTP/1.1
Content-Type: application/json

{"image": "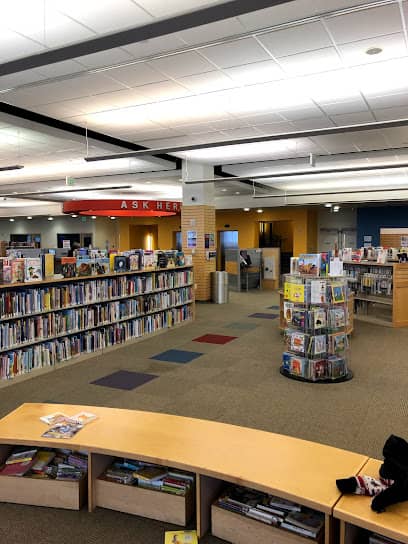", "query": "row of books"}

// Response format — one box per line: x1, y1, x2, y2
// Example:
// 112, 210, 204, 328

284, 303, 347, 331
284, 277, 346, 305
0, 250, 188, 284
0, 446, 87, 480
0, 304, 193, 380
0, 270, 193, 320
344, 264, 393, 297
215, 485, 324, 539
101, 458, 194, 496
284, 330, 348, 357
0, 287, 193, 350
282, 352, 348, 381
